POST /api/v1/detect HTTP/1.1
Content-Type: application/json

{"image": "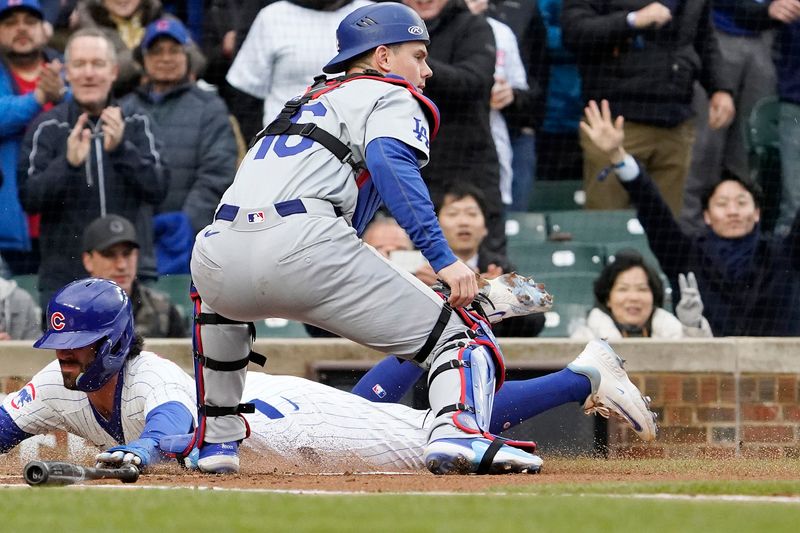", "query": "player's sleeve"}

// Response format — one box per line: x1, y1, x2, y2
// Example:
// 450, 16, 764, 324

364, 88, 432, 167
0, 367, 65, 436
225, 9, 274, 98
0, 406, 34, 453
365, 137, 457, 272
